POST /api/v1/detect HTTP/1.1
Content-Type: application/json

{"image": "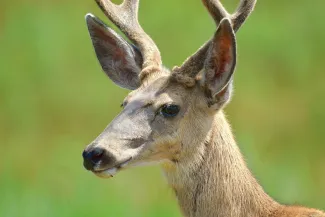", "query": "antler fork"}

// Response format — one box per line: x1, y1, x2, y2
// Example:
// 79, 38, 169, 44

174, 0, 257, 77
95, 0, 162, 79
